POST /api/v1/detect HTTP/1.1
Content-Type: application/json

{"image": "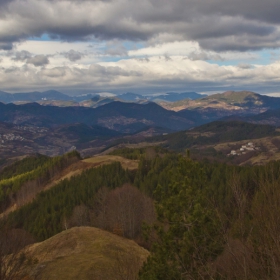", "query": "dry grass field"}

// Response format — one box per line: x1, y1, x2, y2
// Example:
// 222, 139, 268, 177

83, 155, 139, 170
46, 155, 138, 190
25, 227, 149, 280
